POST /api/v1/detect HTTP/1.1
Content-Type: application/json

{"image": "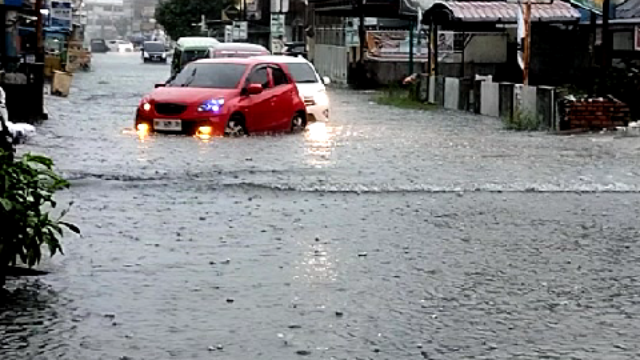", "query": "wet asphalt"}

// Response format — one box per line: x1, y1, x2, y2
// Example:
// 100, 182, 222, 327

2, 53, 640, 360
